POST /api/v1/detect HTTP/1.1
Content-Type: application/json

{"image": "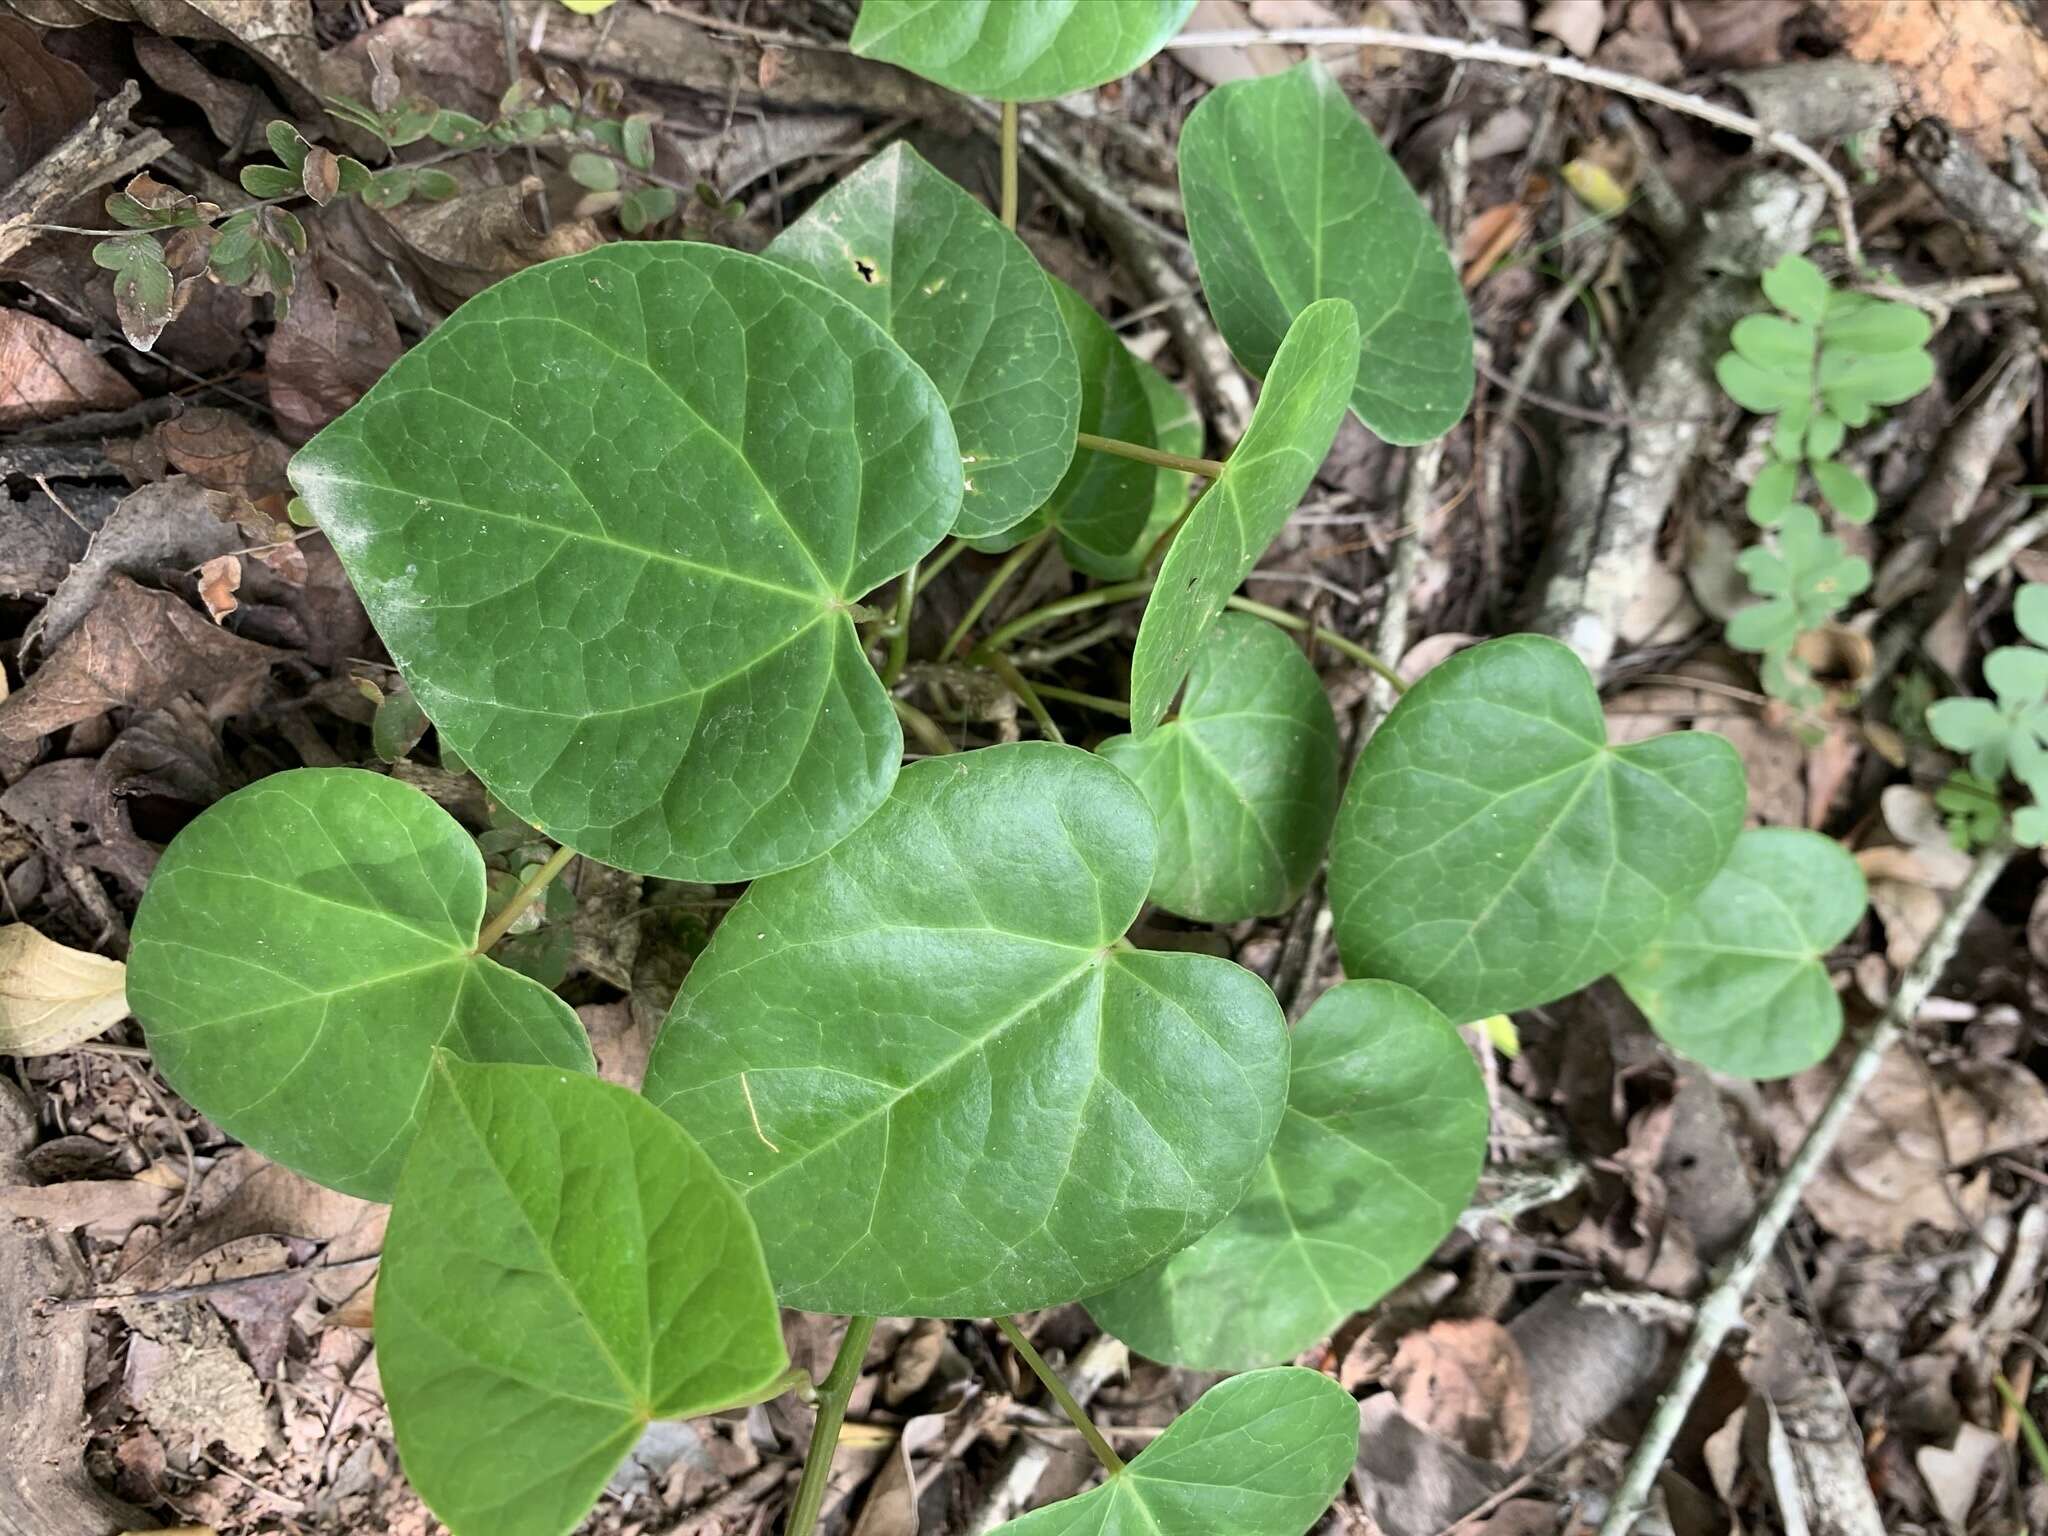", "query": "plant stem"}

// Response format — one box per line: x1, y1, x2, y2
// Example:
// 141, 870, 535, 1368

943, 529, 1051, 658
980, 580, 1155, 655
881, 557, 918, 686
977, 650, 1066, 744
1000, 100, 1019, 230
1595, 838, 2014, 1536
892, 697, 956, 756
474, 842, 576, 952
994, 1316, 1124, 1476
1222, 595, 1407, 694
915, 537, 970, 593
1076, 431, 1228, 480
785, 1315, 877, 1536
1030, 682, 1131, 718
712, 1363, 818, 1413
